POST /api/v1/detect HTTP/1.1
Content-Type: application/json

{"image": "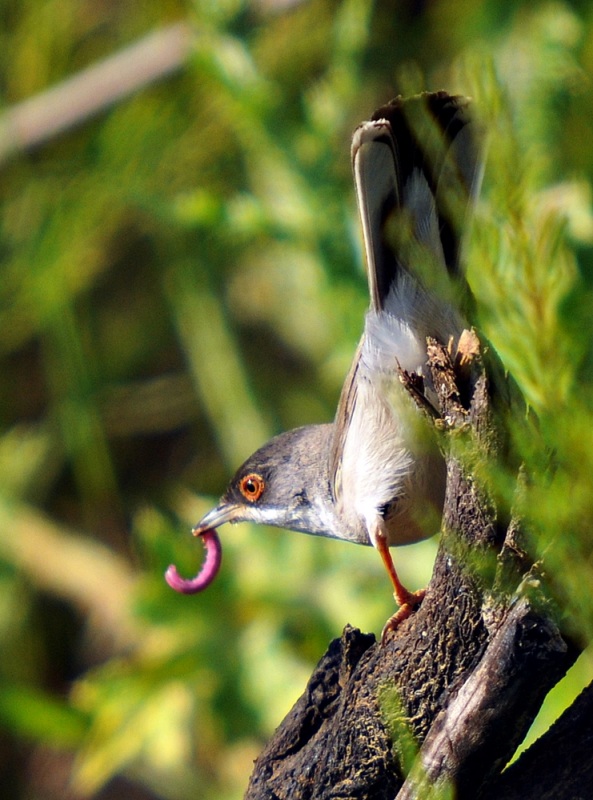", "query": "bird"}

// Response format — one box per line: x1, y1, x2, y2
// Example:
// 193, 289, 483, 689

185, 92, 482, 629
